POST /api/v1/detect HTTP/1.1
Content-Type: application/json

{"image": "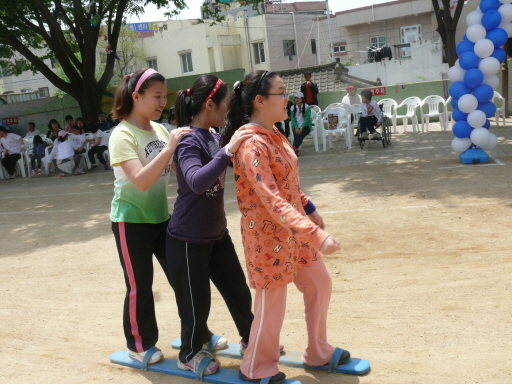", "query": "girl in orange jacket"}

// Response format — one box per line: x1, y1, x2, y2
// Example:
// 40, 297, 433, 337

223, 70, 350, 384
